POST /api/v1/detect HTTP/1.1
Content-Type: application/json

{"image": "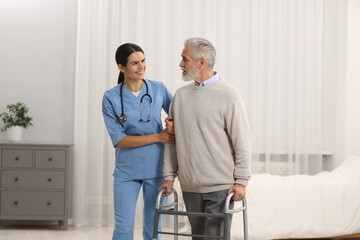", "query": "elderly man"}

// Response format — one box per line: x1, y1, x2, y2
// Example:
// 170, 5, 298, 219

159, 37, 251, 239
